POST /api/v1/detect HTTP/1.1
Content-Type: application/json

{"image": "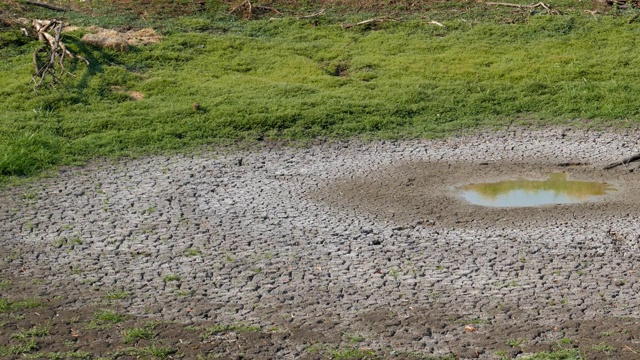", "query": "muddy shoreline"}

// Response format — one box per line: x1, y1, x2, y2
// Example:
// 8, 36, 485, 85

2, 128, 640, 359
